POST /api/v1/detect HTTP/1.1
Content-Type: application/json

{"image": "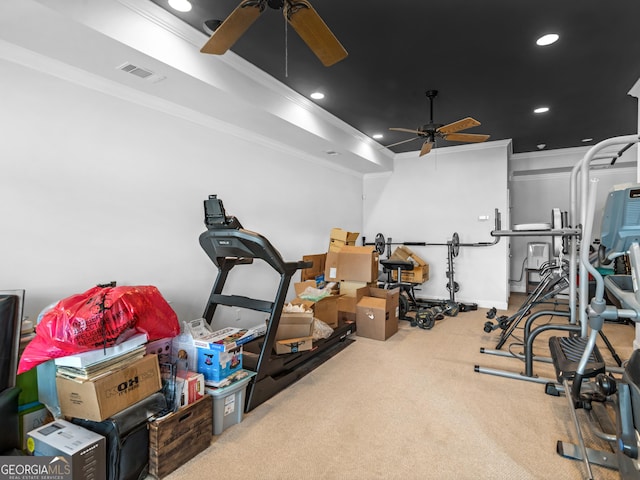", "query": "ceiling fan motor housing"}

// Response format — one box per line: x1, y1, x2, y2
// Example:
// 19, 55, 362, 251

267, 0, 284, 9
